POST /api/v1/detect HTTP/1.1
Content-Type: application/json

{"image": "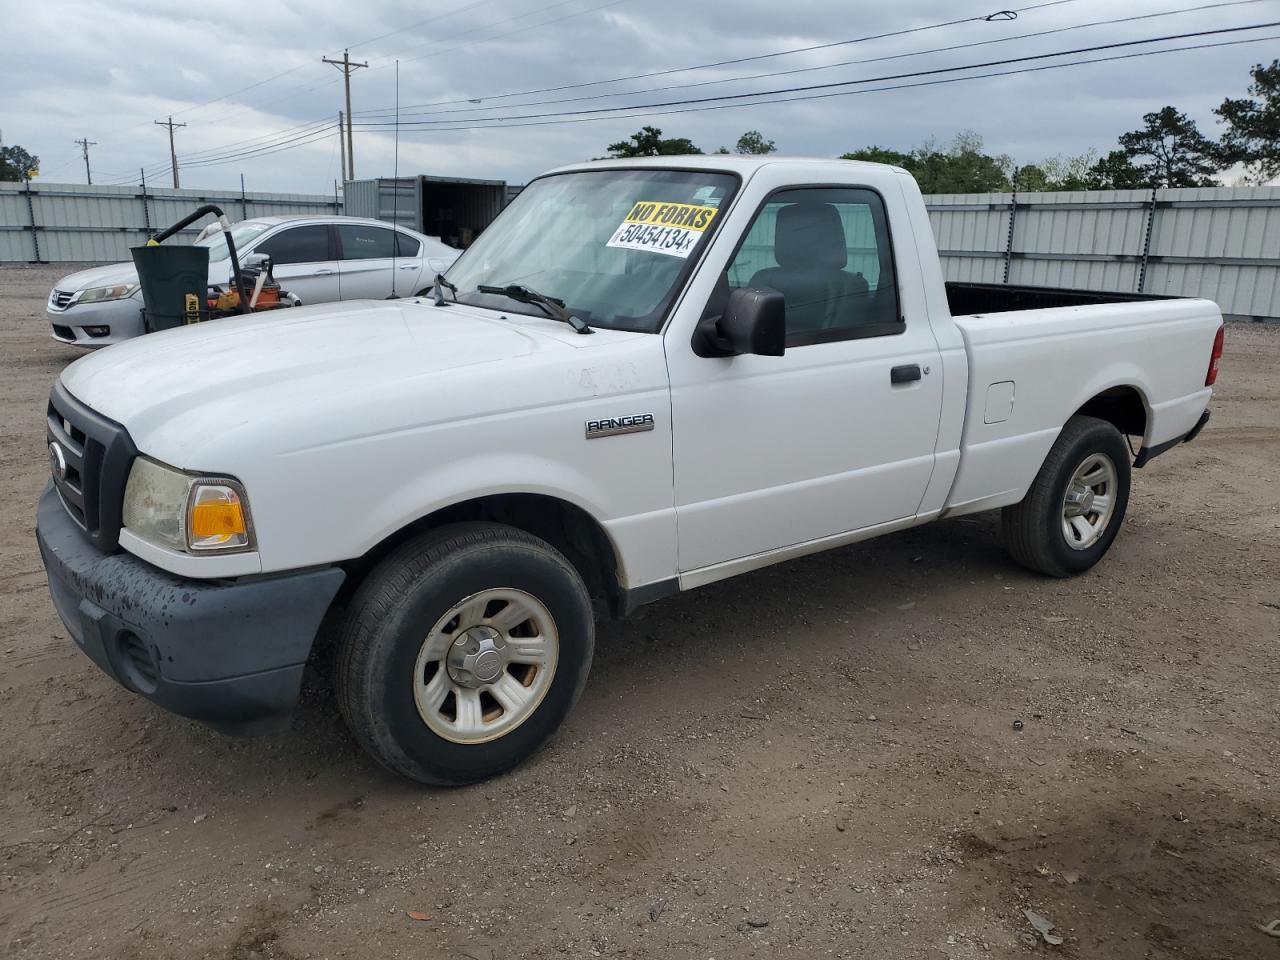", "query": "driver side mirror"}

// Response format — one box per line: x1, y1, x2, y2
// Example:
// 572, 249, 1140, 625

693, 285, 786, 358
